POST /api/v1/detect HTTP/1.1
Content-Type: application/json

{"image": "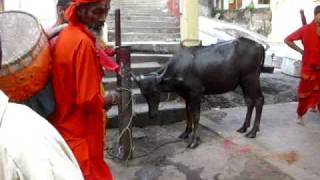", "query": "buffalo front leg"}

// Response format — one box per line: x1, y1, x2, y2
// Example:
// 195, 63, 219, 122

179, 101, 192, 139
246, 95, 264, 138
237, 97, 254, 133
187, 99, 201, 148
